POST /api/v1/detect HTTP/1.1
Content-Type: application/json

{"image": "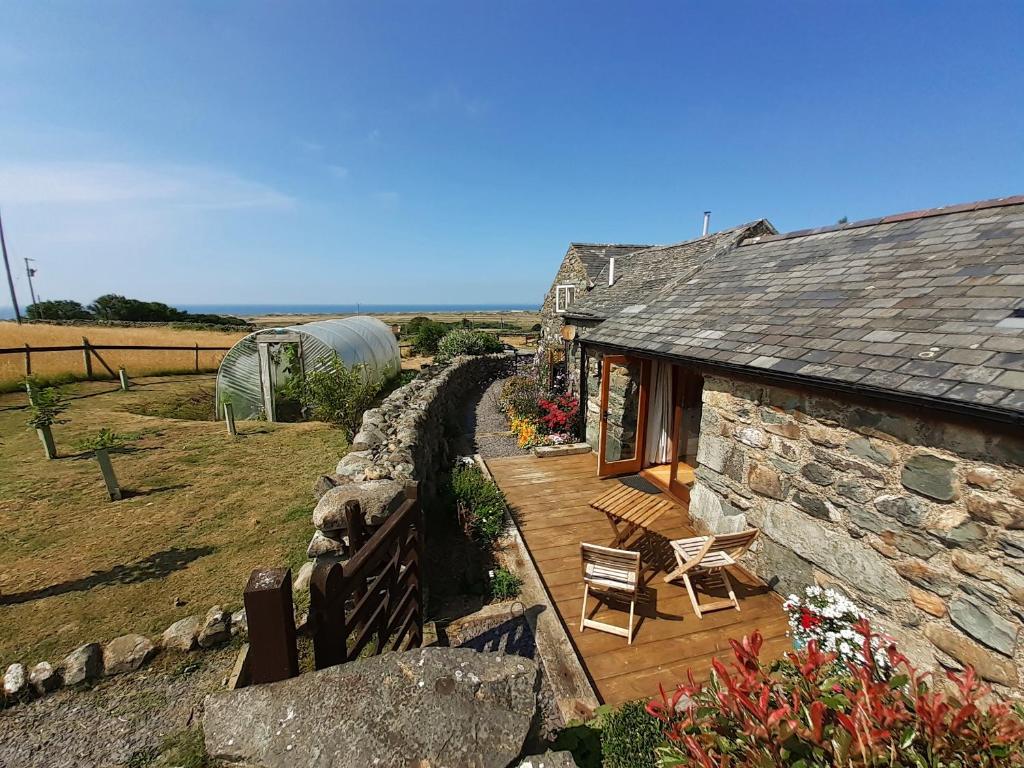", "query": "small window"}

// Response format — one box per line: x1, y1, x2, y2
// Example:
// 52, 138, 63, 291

555, 284, 576, 313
